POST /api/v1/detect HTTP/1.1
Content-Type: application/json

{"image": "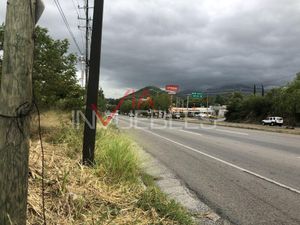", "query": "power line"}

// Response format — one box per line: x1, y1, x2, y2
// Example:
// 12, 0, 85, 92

77, 0, 93, 88
71, 0, 85, 52
53, 0, 83, 55
71, 0, 81, 18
